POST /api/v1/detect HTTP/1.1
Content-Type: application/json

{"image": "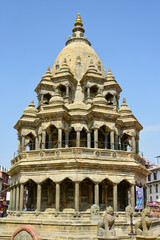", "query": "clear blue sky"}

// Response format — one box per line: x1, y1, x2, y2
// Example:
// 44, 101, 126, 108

0, 0, 160, 169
